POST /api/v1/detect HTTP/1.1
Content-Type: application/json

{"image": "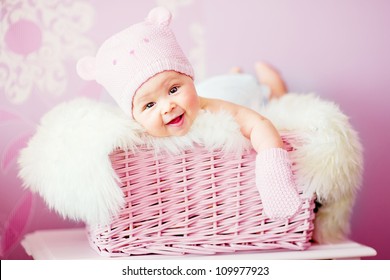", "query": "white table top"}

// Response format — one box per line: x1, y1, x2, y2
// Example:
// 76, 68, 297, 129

21, 228, 377, 260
